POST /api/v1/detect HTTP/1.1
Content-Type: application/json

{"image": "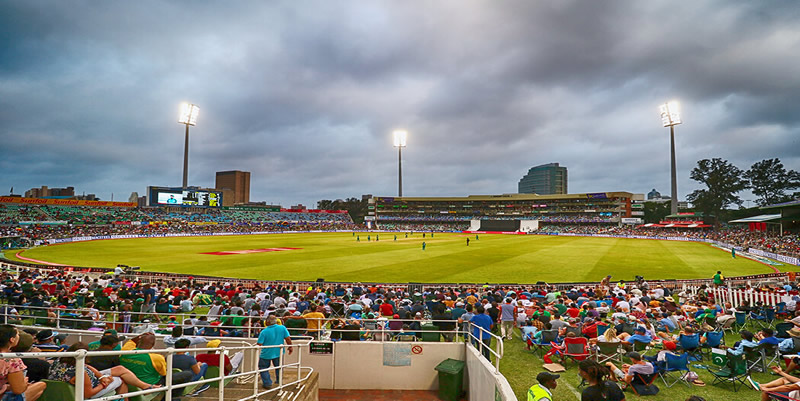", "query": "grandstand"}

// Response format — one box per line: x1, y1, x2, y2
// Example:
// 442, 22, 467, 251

370, 192, 633, 231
